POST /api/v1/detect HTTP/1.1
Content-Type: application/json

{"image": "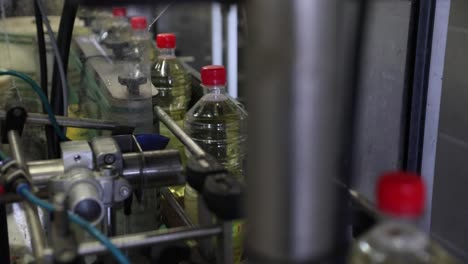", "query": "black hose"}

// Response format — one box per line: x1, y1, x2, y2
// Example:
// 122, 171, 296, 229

34, 1, 55, 159
48, 0, 79, 158
34, 2, 48, 98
